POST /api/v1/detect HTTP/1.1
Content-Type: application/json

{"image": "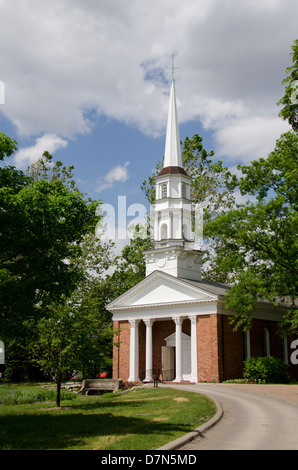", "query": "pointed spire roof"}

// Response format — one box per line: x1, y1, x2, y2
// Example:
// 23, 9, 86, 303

163, 79, 182, 168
